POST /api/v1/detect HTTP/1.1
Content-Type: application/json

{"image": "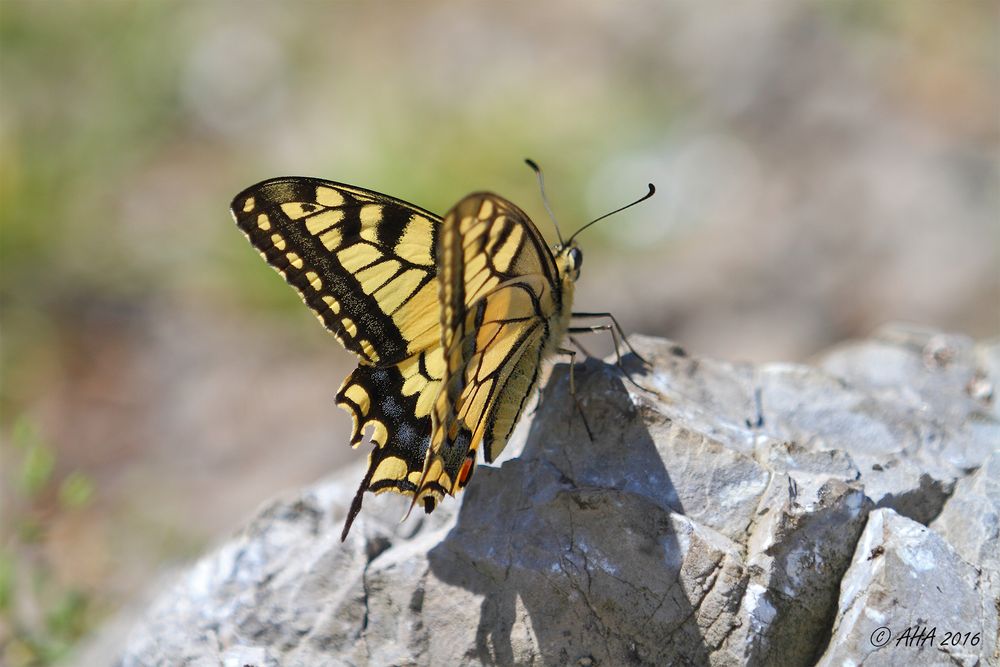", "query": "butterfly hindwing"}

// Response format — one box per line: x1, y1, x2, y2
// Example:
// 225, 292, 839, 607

334, 349, 447, 538
412, 193, 563, 508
